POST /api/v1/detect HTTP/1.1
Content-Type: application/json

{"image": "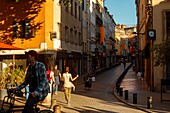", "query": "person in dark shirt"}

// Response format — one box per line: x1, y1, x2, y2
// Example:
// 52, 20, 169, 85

14, 50, 50, 113
123, 59, 126, 69
53, 65, 61, 95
